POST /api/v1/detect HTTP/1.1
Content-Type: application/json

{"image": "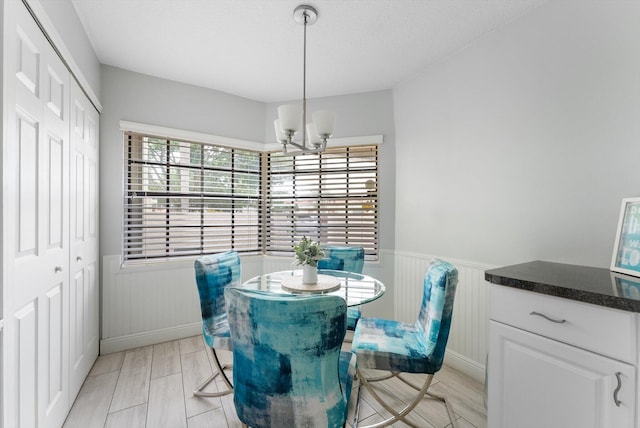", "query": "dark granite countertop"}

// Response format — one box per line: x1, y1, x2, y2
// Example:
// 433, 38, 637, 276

485, 260, 640, 313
